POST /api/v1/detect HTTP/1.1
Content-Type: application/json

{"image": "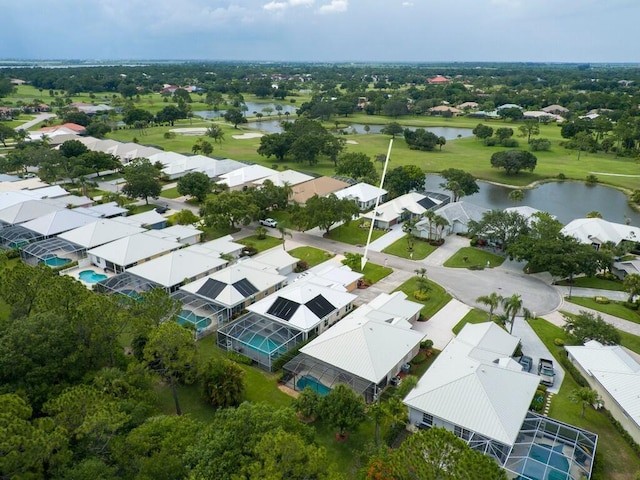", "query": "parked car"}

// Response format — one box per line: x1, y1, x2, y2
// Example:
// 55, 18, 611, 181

259, 218, 278, 228
519, 355, 533, 372
537, 358, 555, 386
155, 204, 169, 214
